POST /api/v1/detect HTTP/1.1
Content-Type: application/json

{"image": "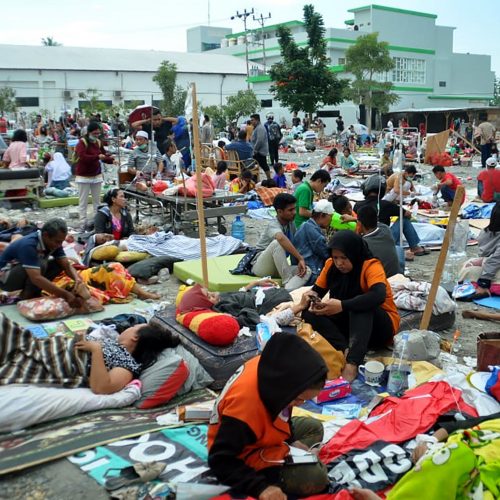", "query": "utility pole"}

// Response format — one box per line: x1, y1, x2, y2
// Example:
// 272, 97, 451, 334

231, 8, 254, 89
253, 12, 271, 72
